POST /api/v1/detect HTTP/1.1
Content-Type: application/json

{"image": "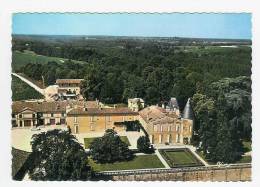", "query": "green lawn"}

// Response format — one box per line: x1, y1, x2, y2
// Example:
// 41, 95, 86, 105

84, 136, 131, 148
236, 155, 251, 164
197, 150, 252, 165
242, 141, 252, 152
12, 75, 44, 101
89, 155, 164, 171
12, 50, 85, 71
159, 149, 203, 167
